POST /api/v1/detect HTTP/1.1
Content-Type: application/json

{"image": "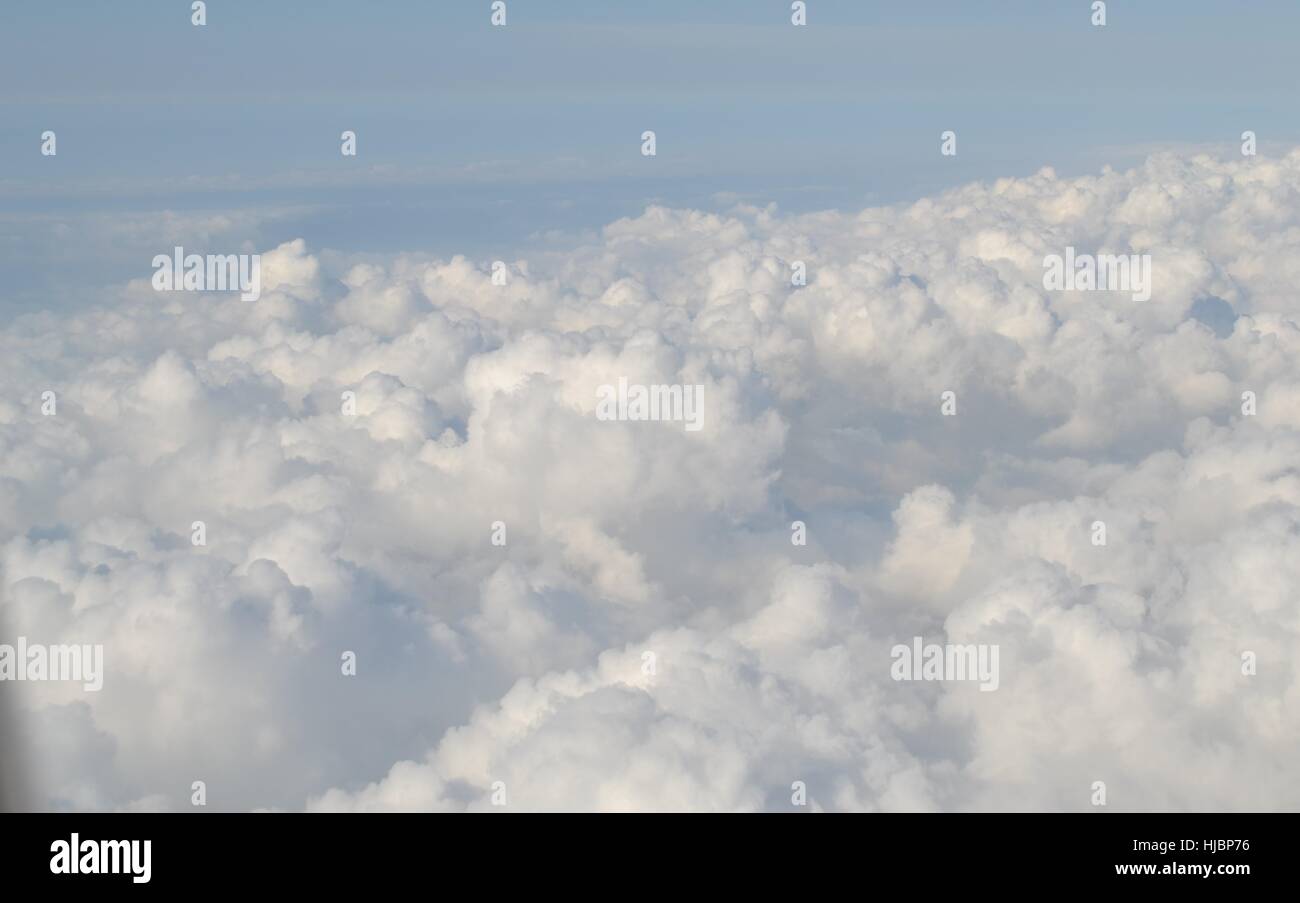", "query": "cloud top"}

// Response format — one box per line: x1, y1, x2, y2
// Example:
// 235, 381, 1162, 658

2, 149, 1299, 811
